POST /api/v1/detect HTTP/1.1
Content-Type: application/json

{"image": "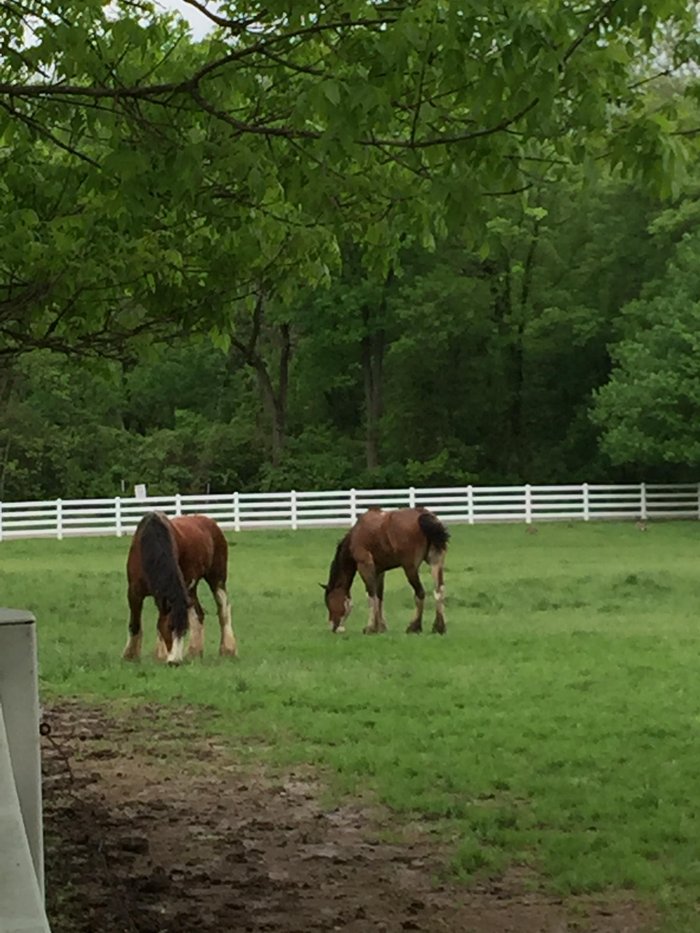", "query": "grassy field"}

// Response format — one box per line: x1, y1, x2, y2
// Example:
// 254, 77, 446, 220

2, 520, 700, 927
